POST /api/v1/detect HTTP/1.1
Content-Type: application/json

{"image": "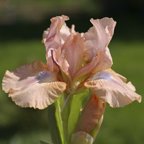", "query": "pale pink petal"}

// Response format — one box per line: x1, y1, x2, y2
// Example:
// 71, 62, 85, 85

85, 71, 141, 107
74, 56, 98, 80
84, 17, 116, 59
99, 17, 116, 42
43, 15, 73, 76
2, 62, 66, 109
93, 47, 113, 73
43, 15, 70, 64
51, 33, 87, 80
84, 18, 115, 72
108, 69, 136, 91
61, 34, 85, 77
52, 48, 70, 77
